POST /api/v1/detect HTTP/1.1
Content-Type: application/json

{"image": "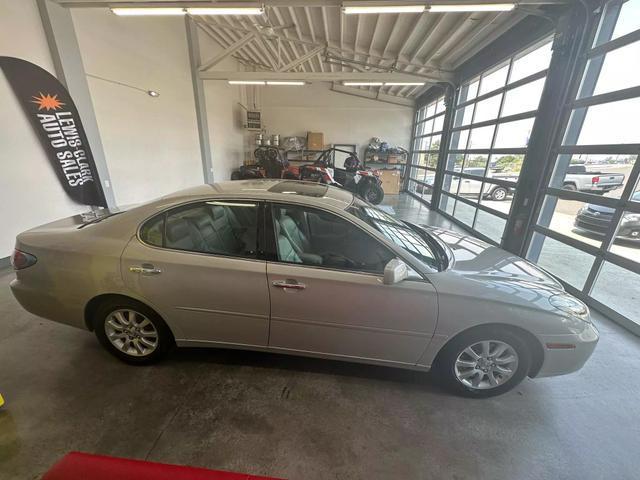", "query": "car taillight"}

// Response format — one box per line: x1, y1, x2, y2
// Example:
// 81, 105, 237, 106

11, 249, 37, 270
591, 176, 600, 184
